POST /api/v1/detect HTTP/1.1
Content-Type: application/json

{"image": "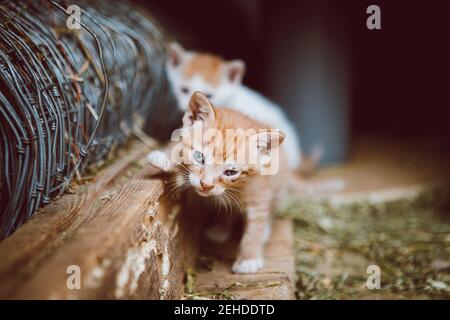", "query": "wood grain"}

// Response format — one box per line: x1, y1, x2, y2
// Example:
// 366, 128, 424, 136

193, 219, 296, 300
0, 141, 207, 299
0, 144, 150, 297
